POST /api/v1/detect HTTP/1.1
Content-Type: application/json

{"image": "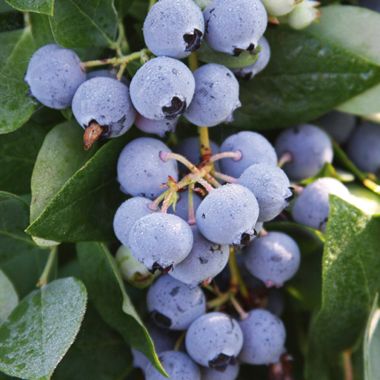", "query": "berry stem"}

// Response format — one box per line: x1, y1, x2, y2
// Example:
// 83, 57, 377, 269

228, 246, 249, 299
37, 246, 58, 287
82, 49, 150, 69
213, 171, 238, 184
207, 292, 230, 309
278, 152, 293, 168
210, 151, 242, 163
187, 185, 196, 225
230, 295, 249, 320
343, 350, 353, 380
160, 151, 199, 173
